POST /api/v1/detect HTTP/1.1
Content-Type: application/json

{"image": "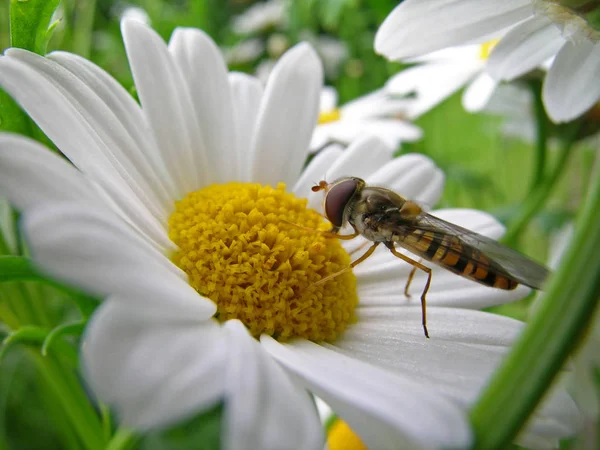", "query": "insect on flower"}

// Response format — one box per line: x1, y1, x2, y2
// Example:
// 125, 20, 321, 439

307, 177, 551, 338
